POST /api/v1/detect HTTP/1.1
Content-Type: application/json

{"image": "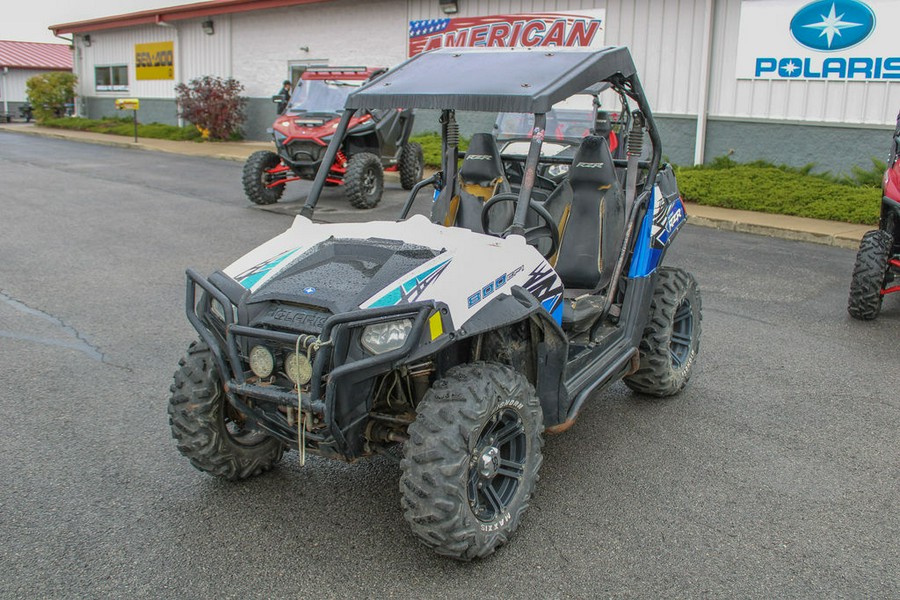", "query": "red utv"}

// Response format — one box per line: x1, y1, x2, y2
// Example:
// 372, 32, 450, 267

242, 67, 423, 209
848, 111, 900, 319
